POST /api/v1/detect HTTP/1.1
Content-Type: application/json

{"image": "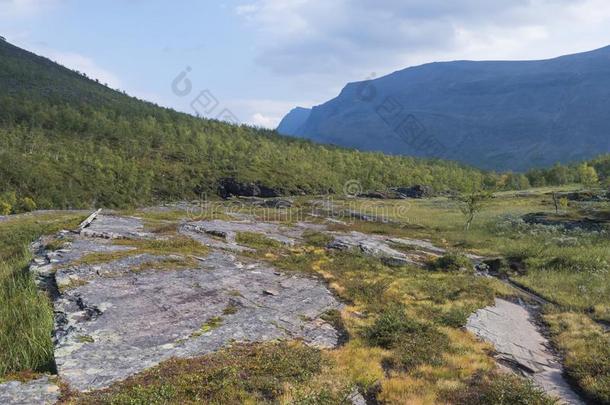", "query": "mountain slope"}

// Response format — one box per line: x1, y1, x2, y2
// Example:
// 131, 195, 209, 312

0, 40, 495, 210
278, 46, 610, 171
